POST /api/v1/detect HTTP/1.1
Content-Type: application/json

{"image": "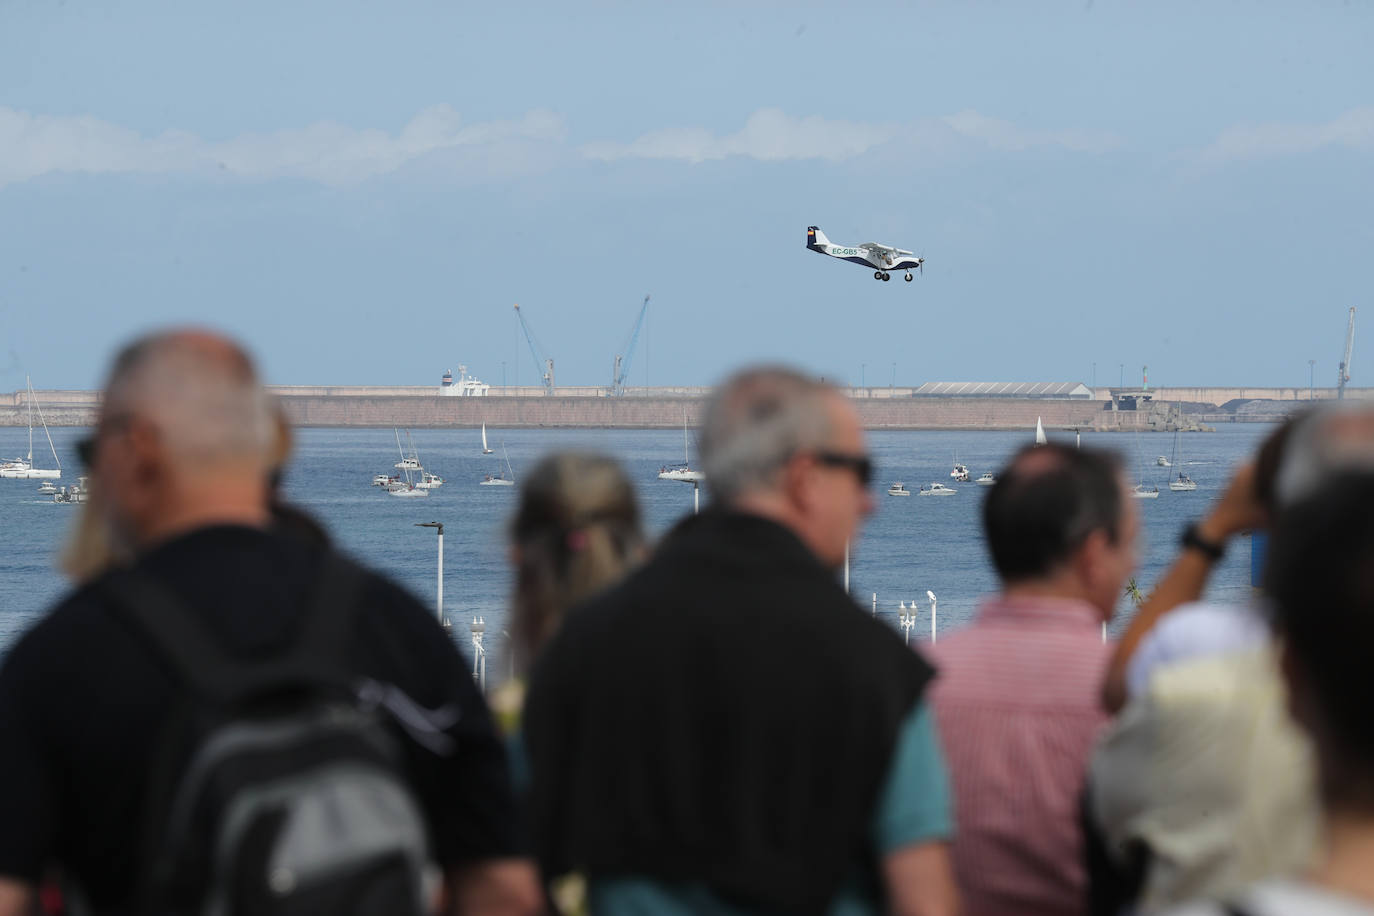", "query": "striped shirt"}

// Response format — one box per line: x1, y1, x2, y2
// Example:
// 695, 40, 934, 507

929, 595, 1111, 916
